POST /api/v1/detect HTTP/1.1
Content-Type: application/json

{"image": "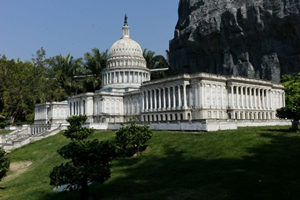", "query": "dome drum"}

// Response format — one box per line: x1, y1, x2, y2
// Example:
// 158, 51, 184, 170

101, 18, 149, 93
106, 59, 146, 68
102, 68, 150, 92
